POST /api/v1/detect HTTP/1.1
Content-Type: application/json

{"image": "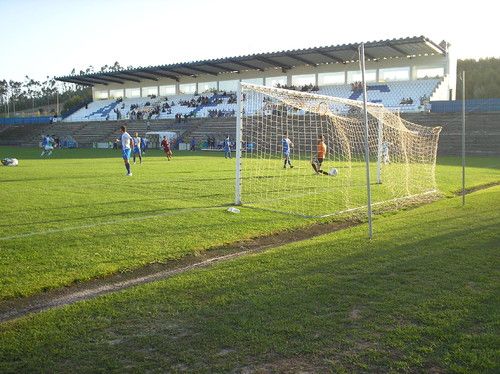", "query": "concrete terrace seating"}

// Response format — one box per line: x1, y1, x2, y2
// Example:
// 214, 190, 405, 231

63, 79, 442, 123
319, 79, 441, 112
